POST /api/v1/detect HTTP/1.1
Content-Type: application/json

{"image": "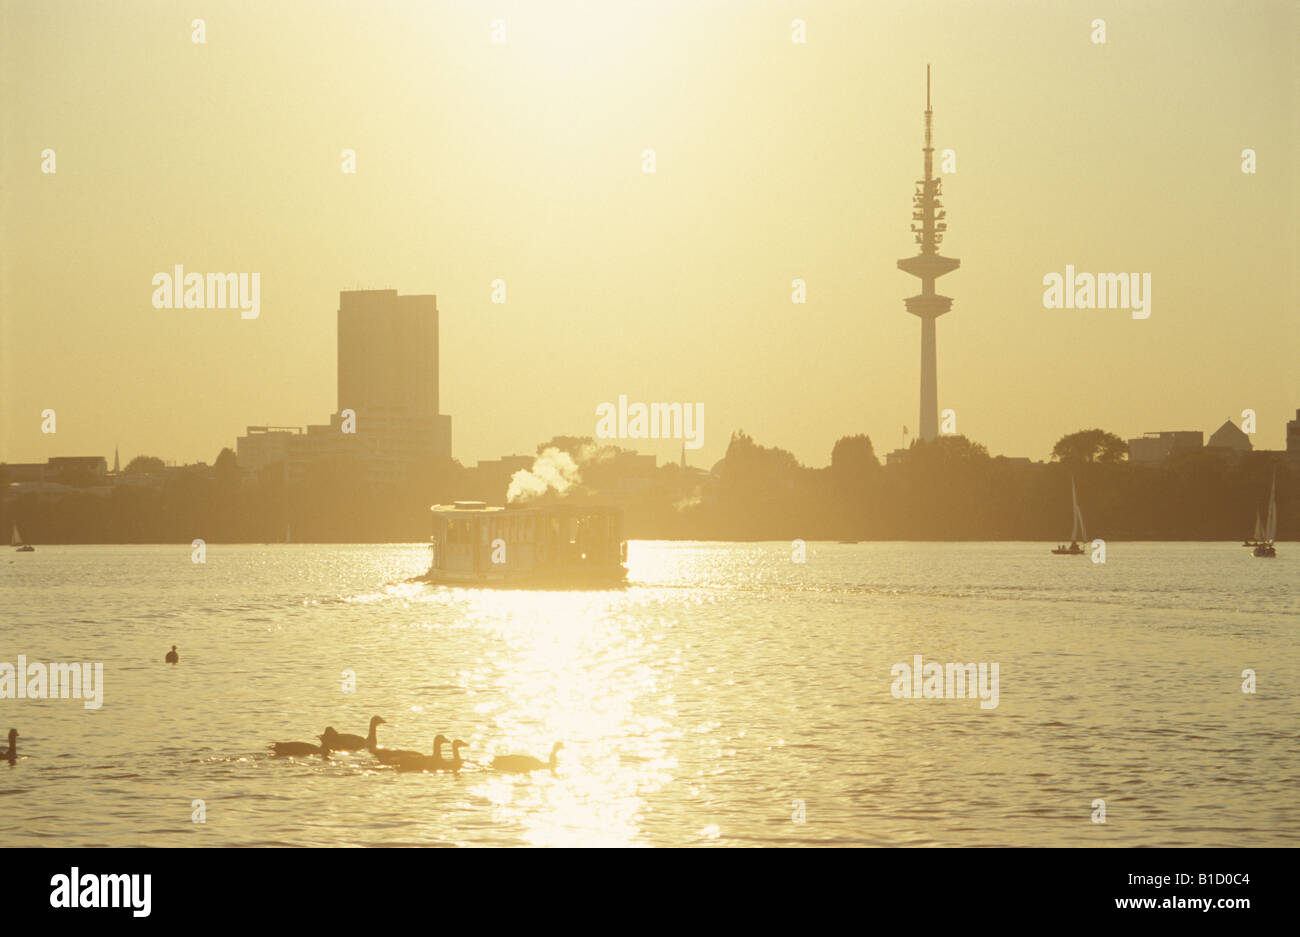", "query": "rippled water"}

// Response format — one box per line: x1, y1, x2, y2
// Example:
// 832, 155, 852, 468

1, 542, 1296, 846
